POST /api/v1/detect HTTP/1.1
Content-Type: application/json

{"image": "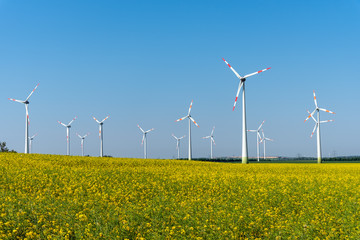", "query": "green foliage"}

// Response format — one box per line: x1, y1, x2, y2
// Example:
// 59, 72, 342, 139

0, 142, 16, 153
